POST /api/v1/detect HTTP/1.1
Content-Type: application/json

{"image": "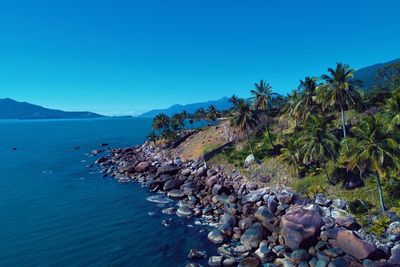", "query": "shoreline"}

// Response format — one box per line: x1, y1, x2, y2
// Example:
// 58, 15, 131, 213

95, 140, 400, 266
